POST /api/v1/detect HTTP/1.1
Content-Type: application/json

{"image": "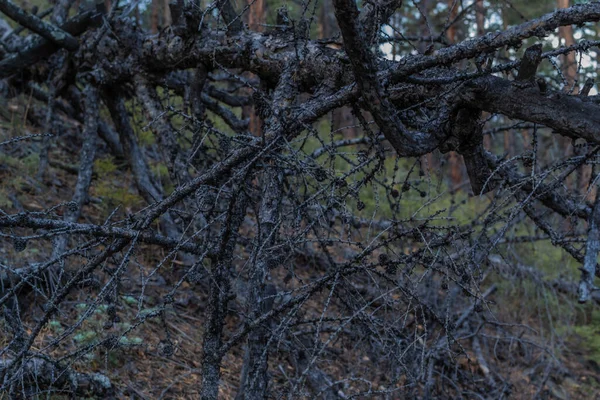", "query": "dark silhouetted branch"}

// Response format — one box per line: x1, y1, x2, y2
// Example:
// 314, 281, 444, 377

0, 0, 78, 50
